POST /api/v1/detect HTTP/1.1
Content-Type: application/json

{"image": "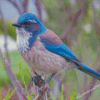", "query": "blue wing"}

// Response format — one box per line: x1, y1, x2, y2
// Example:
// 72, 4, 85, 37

45, 43, 79, 61
40, 36, 100, 80
40, 36, 79, 62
